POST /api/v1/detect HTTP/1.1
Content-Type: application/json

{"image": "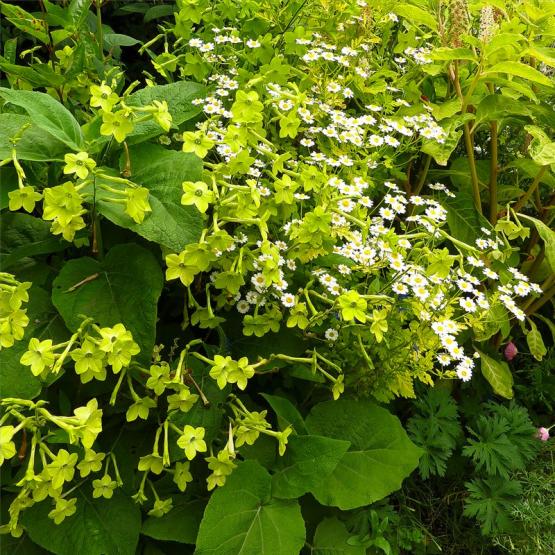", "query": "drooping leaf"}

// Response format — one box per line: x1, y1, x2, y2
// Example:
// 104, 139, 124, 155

0, 87, 83, 150
477, 349, 513, 399
473, 95, 532, 128
141, 499, 204, 544
312, 518, 365, 555
519, 214, 555, 271
22, 490, 141, 555
51, 244, 163, 360
443, 188, 490, 245
305, 399, 422, 509
394, 4, 437, 30
0, 114, 68, 161
482, 61, 554, 88
271, 435, 350, 499
525, 319, 547, 361
0, 213, 70, 269
261, 393, 308, 434
195, 460, 305, 555
523, 125, 555, 166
